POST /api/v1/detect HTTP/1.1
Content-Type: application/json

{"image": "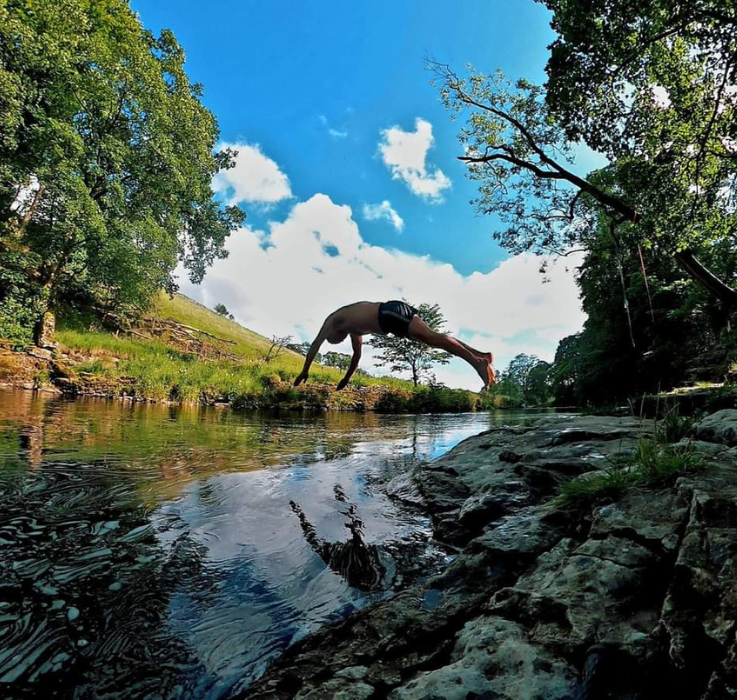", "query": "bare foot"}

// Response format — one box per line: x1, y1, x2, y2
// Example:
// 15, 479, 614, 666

487, 363, 497, 386
473, 358, 492, 390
